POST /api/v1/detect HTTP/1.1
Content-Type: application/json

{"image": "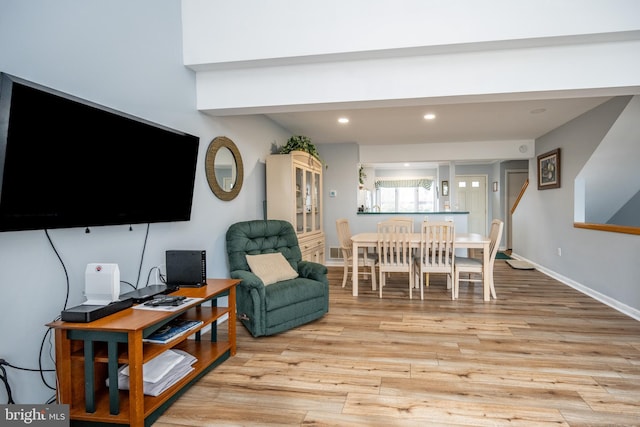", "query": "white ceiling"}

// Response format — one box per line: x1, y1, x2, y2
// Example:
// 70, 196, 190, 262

264, 96, 613, 147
